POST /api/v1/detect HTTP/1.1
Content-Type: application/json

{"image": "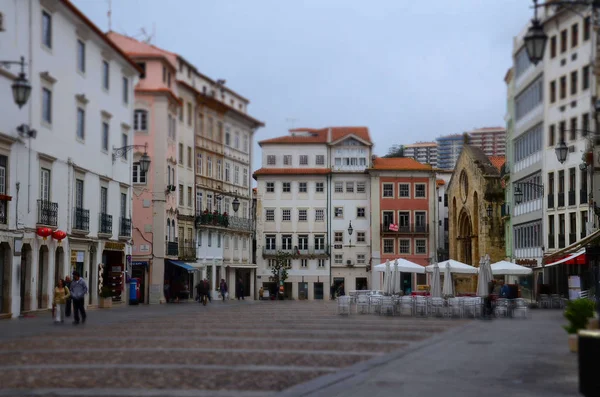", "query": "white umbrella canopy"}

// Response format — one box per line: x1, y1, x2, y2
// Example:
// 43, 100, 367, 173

392, 260, 399, 294
477, 256, 493, 297
442, 263, 454, 297
426, 259, 478, 274
490, 261, 533, 276
374, 258, 425, 274
430, 263, 442, 298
